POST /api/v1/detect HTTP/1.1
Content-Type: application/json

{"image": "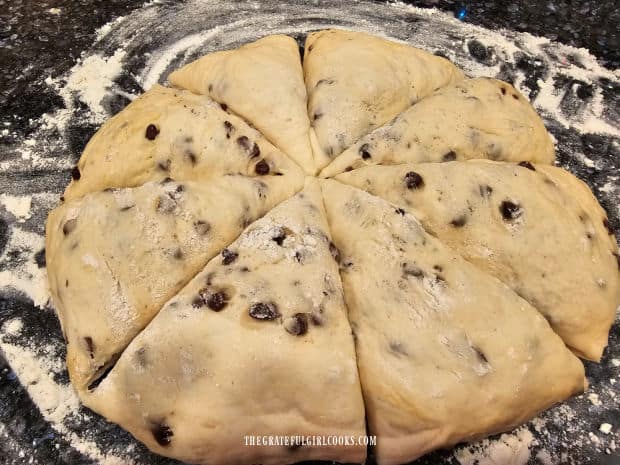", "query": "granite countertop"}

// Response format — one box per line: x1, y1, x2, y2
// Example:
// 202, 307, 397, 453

0, 1, 619, 465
